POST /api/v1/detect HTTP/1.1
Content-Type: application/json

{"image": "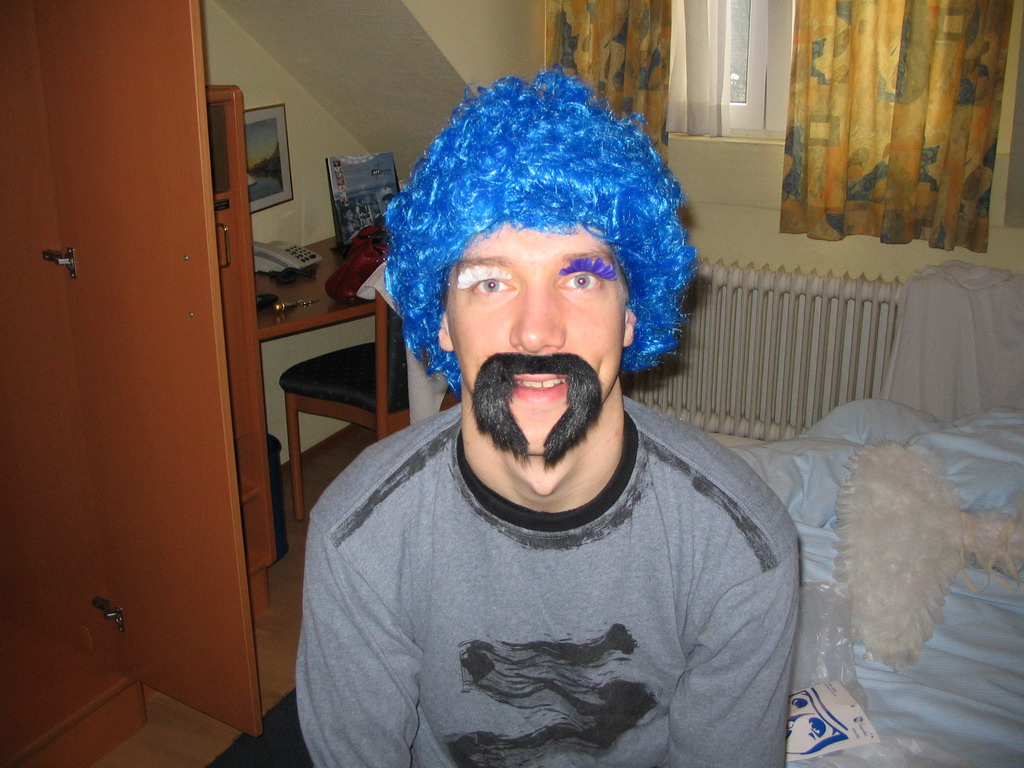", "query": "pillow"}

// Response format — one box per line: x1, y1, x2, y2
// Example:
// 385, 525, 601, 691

802, 398, 948, 444
730, 437, 860, 528
905, 408, 1024, 511
951, 407, 1024, 432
